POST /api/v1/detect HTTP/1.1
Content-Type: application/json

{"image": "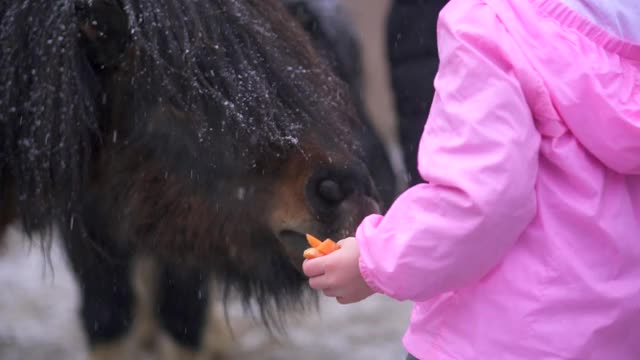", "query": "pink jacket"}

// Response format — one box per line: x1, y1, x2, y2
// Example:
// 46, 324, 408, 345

356, 0, 640, 359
